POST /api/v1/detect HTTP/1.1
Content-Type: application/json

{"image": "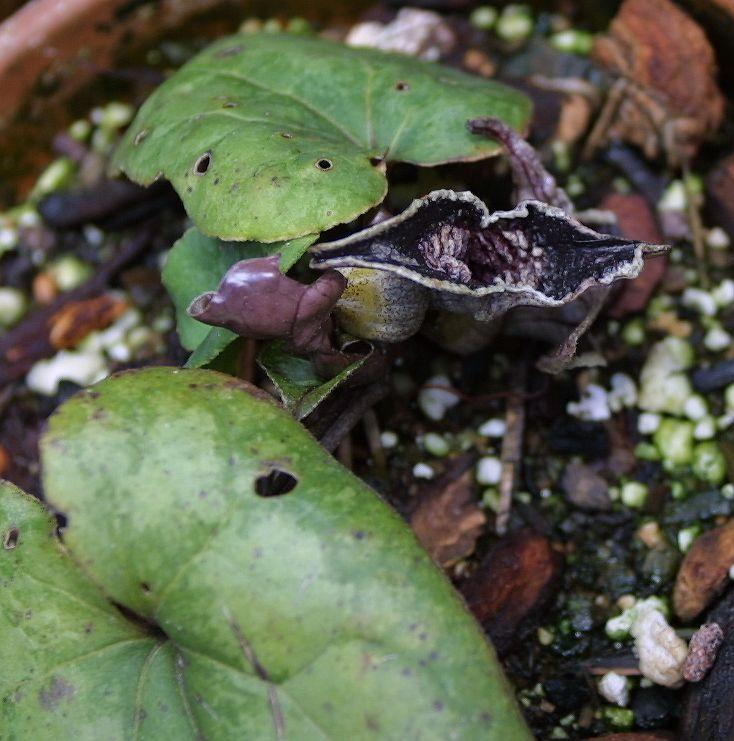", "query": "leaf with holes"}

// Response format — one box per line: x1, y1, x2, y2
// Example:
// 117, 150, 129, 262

257, 340, 369, 419
113, 32, 532, 242
1, 367, 531, 739
164, 227, 317, 352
